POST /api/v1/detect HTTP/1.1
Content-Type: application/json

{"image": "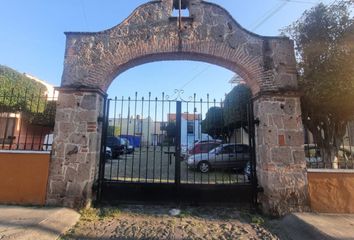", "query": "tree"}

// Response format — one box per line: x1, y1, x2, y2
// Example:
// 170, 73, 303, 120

201, 106, 227, 139
284, 1, 354, 166
0, 65, 55, 127
223, 84, 252, 131
0, 65, 47, 113
161, 122, 177, 144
